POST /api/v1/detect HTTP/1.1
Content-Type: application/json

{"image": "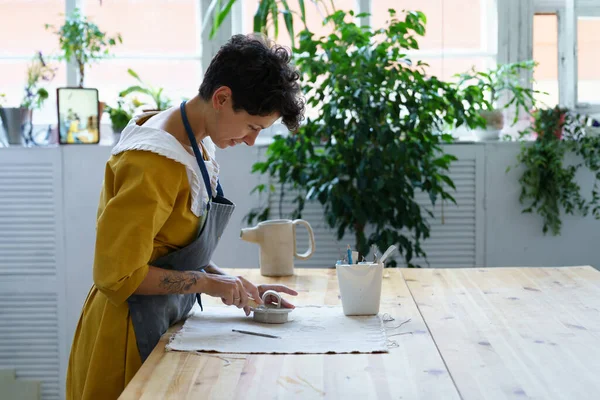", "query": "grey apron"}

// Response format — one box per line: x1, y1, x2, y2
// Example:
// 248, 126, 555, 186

127, 101, 235, 362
